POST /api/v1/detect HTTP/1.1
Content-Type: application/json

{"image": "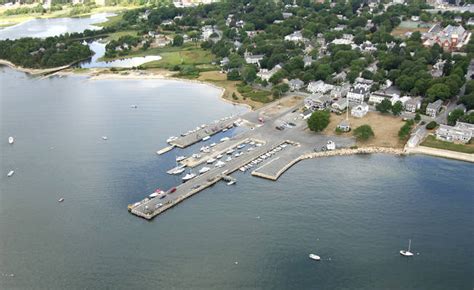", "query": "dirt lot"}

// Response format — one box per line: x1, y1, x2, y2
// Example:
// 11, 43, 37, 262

324, 112, 406, 148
